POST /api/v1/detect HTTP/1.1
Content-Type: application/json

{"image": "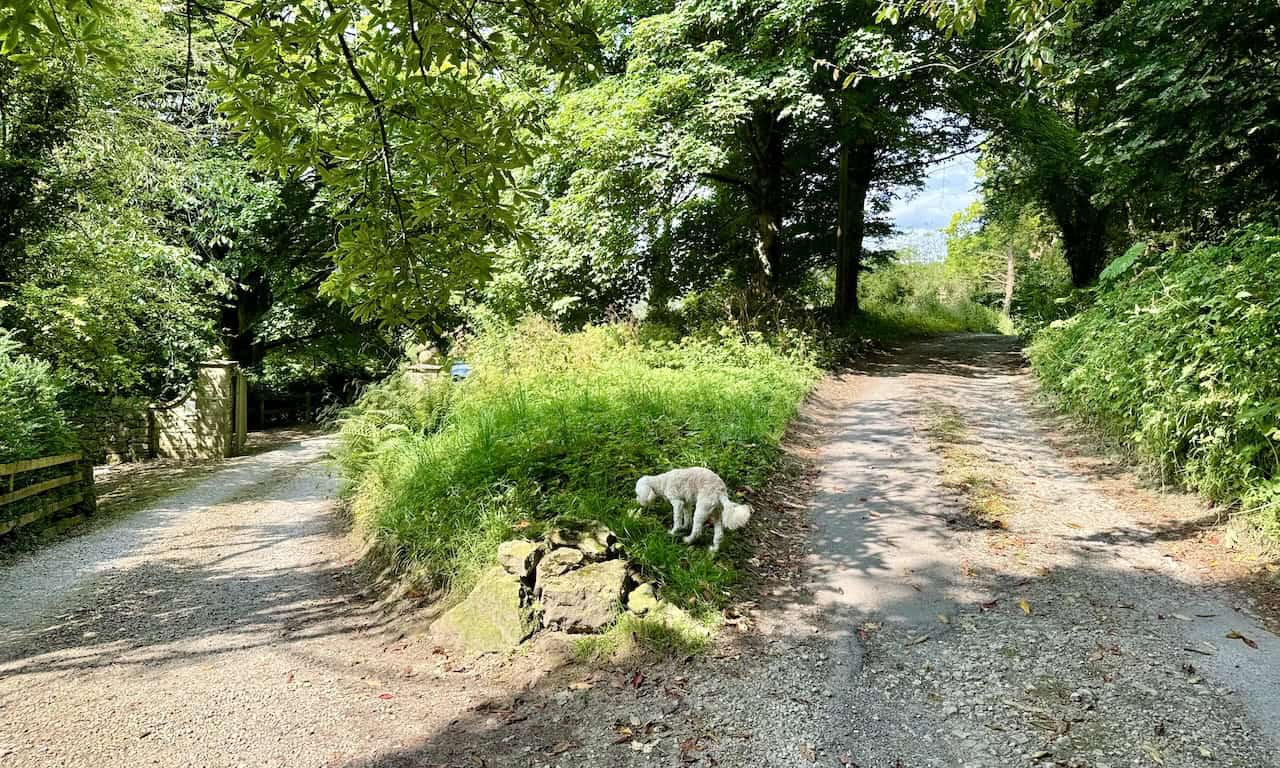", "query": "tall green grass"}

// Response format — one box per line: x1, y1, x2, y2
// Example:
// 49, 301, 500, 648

334, 320, 818, 605
1029, 226, 1280, 538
